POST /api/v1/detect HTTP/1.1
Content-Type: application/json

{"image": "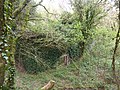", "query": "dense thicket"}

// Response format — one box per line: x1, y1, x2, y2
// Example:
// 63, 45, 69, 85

14, 0, 106, 73
15, 31, 63, 73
